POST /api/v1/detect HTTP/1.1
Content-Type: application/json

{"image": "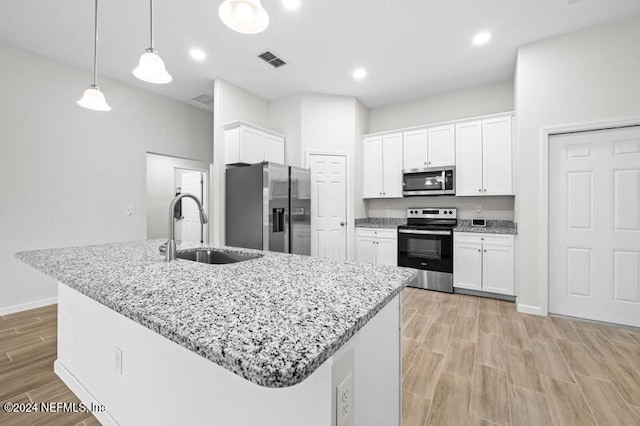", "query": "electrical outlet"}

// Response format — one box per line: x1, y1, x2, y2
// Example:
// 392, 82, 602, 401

114, 347, 123, 375
475, 205, 482, 214
336, 373, 354, 426
124, 204, 136, 217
